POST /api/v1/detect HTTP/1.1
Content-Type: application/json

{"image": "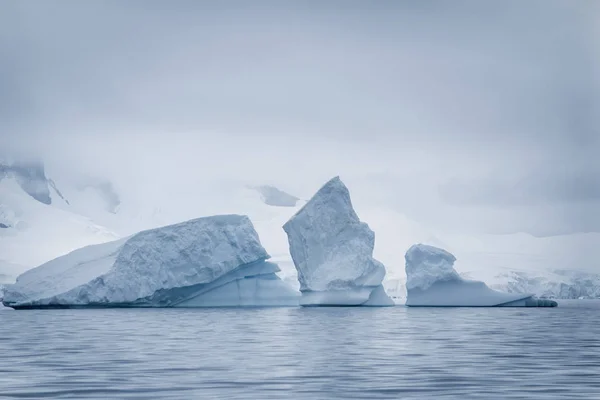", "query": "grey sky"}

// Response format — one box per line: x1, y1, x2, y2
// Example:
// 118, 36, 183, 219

1, 0, 598, 236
